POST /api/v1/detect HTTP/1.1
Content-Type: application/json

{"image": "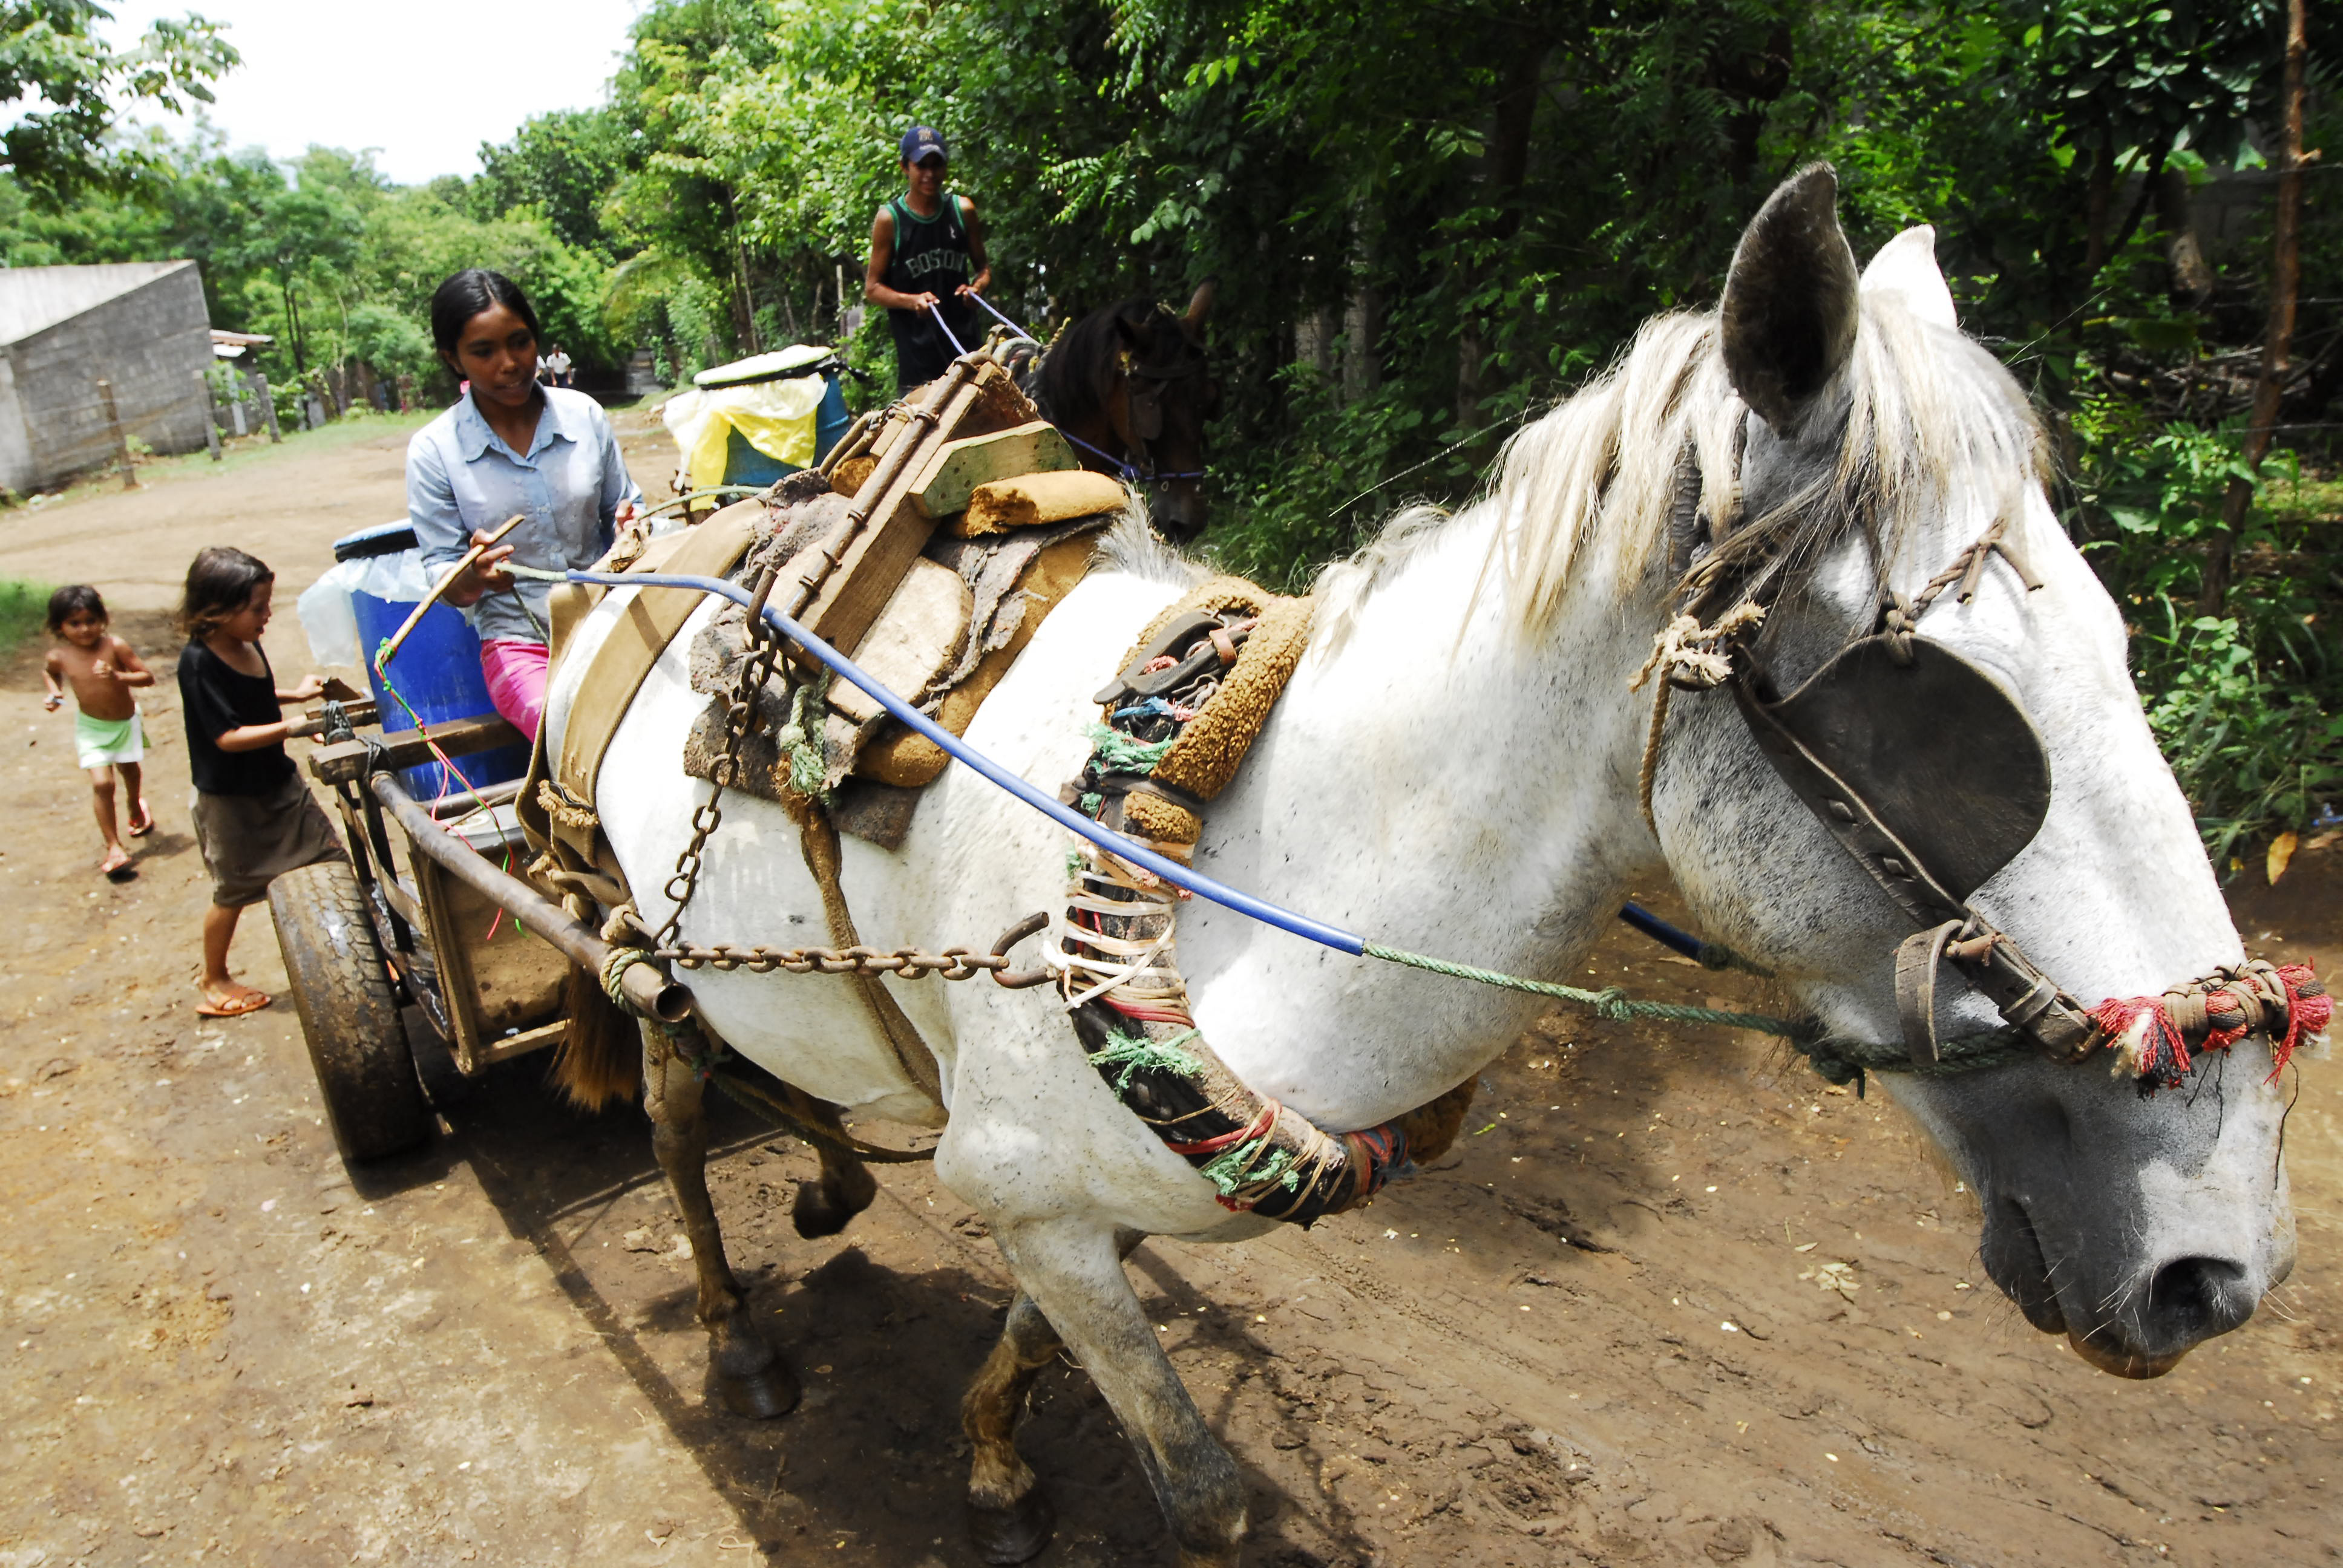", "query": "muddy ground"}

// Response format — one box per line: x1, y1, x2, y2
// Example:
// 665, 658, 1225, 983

1, 416, 2336, 1566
